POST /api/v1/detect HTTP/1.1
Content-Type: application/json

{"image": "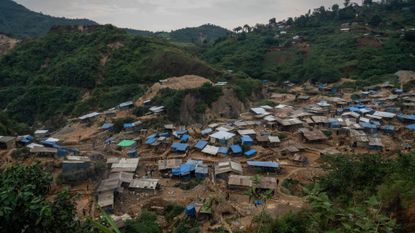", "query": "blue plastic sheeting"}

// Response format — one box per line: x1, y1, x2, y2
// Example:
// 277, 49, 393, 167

172, 164, 192, 176
230, 144, 242, 154
328, 118, 341, 128
406, 124, 415, 131
147, 133, 158, 139
175, 130, 188, 135
360, 122, 378, 129
181, 134, 190, 143
241, 135, 254, 145
383, 125, 395, 132
218, 147, 229, 155
101, 123, 114, 130
19, 135, 34, 144
255, 200, 264, 206
41, 141, 59, 148
171, 143, 189, 152
145, 137, 157, 145
159, 132, 169, 137
398, 114, 415, 122
247, 161, 280, 168
128, 150, 138, 157
185, 204, 196, 217
194, 140, 208, 150
123, 123, 134, 129
244, 149, 257, 157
